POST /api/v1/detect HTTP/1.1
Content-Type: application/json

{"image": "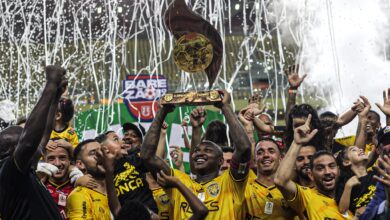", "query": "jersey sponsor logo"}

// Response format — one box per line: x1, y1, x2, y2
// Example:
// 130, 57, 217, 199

159, 194, 170, 205
180, 201, 220, 214
114, 162, 145, 196
206, 182, 220, 197
82, 201, 87, 218
123, 74, 167, 122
